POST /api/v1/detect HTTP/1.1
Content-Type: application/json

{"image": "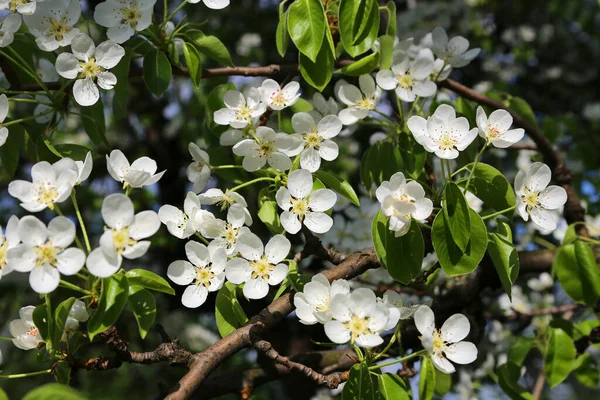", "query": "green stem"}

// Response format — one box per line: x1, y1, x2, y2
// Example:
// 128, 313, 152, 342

59, 280, 92, 296
0, 336, 13, 341
533, 236, 556, 250
230, 177, 276, 192
194, 232, 210, 246
353, 344, 365, 362
416, 220, 432, 230
71, 192, 91, 253
374, 324, 400, 360
278, 110, 282, 132
463, 142, 488, 194
211, 165, 245, 170
0, 369, 52, 379
1, 109, 54, 127
451, 165, 470, 178
6, 98, 53, 106
440, 158, 447, 184
368, 349, 429, 370
163, 0, 188, 27
481, 205, 516, 221
579, 236, 600, 246
3, 48, 49, 94
396, 96, 404, 127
